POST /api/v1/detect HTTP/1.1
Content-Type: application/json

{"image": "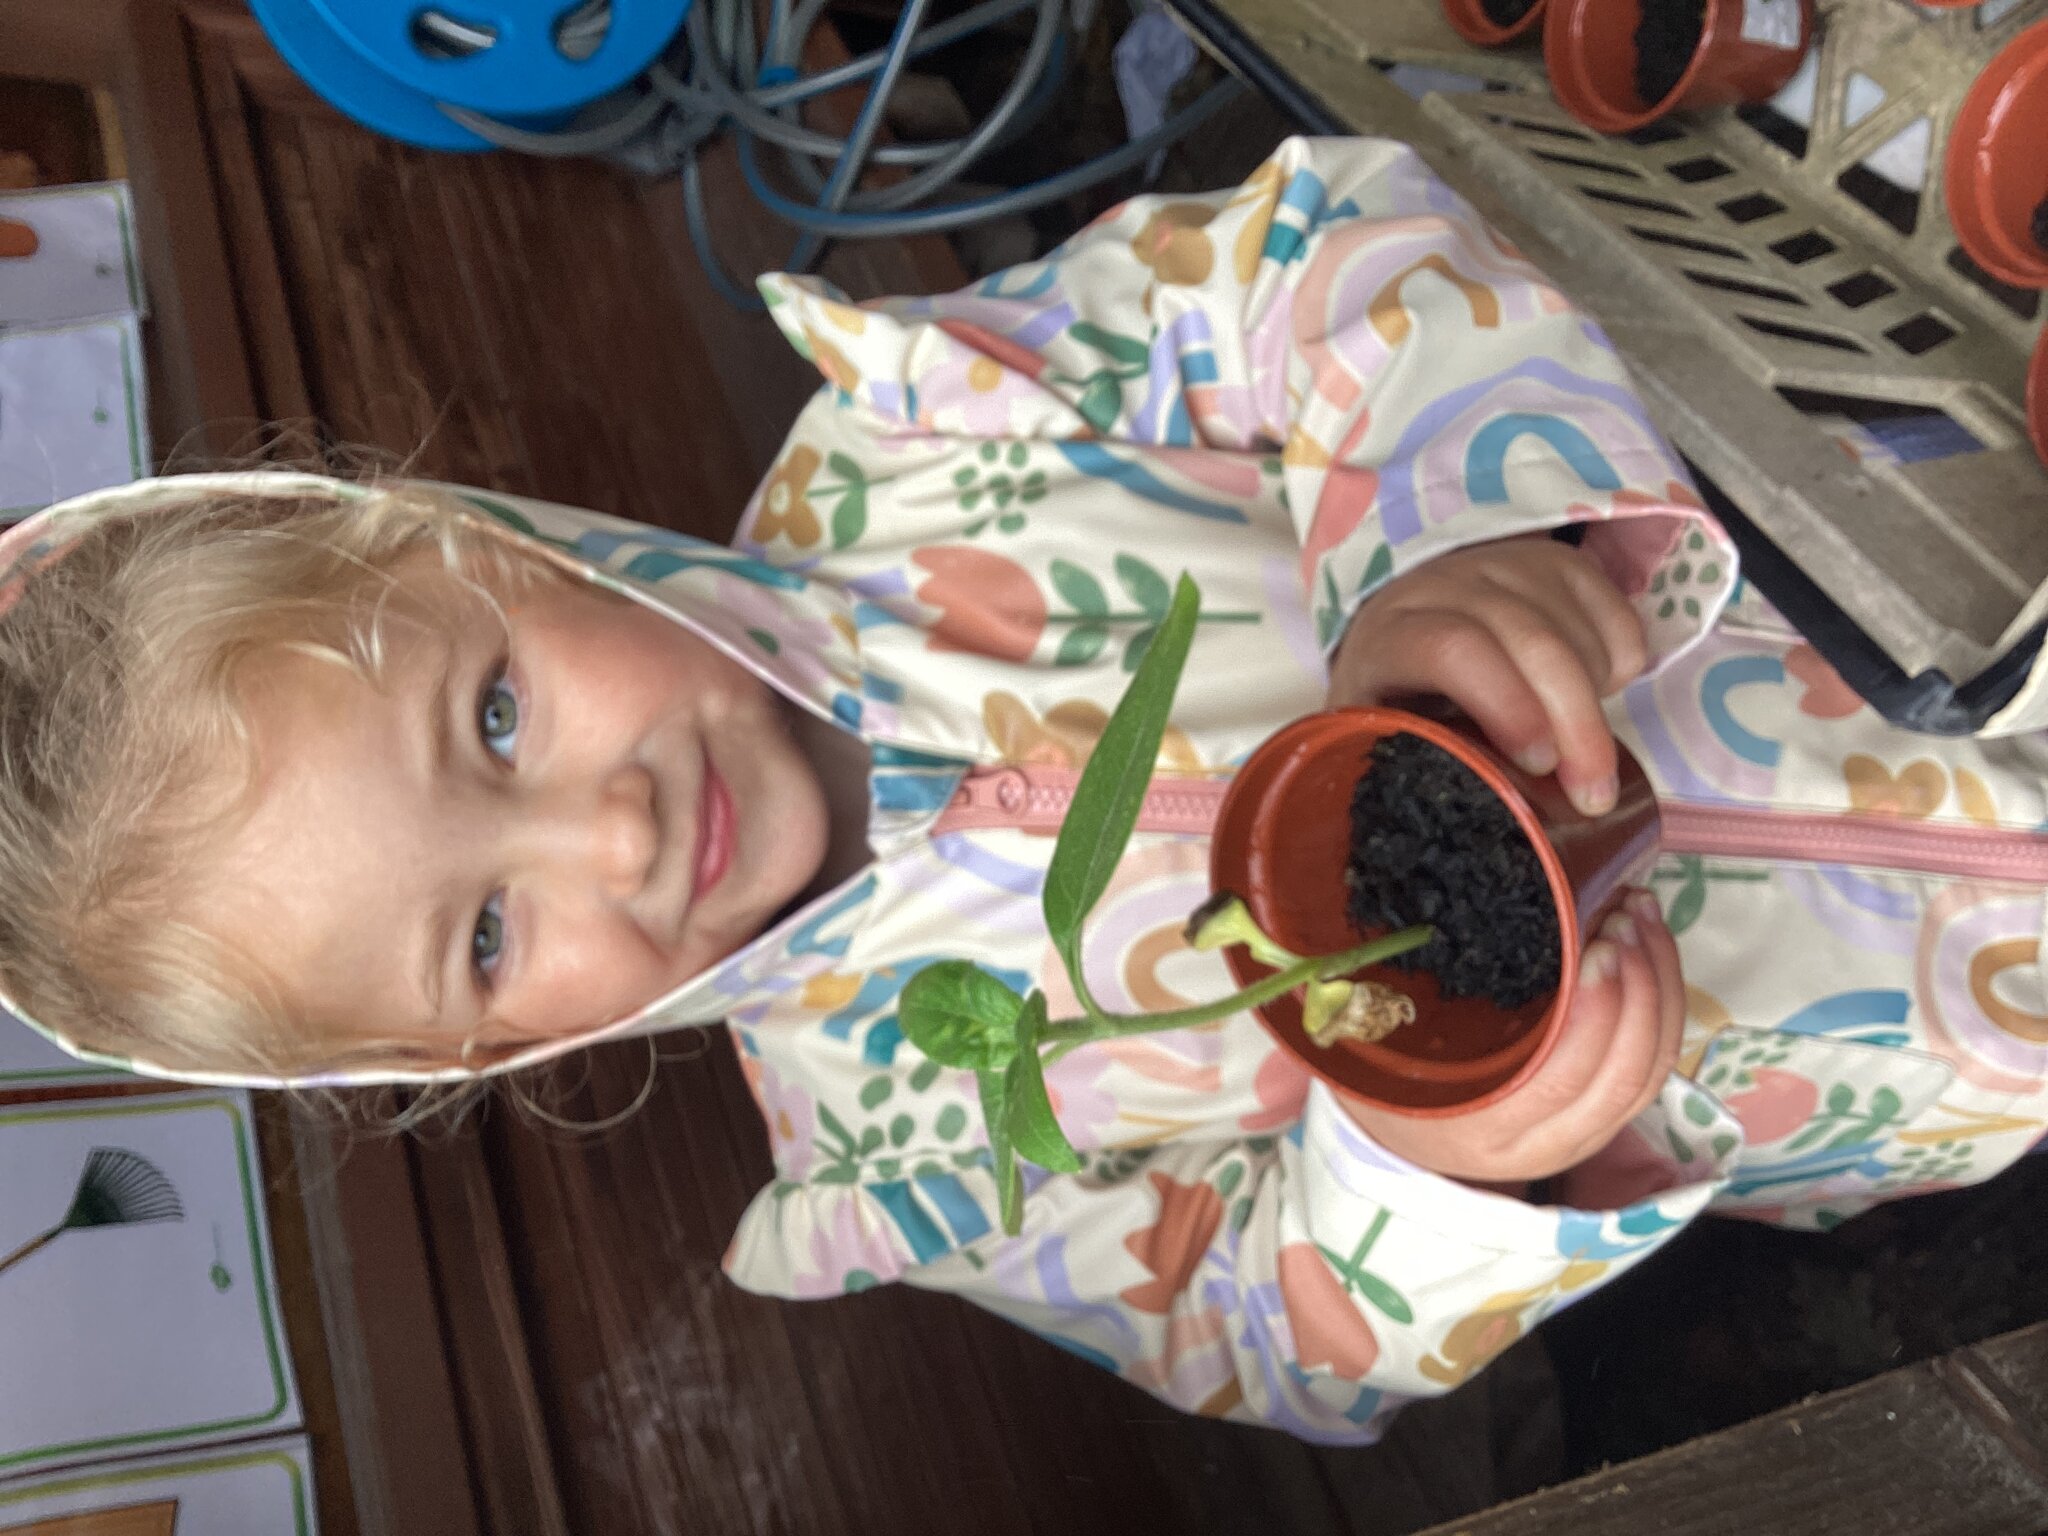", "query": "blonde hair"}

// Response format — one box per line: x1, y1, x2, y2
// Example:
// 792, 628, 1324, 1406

0, 479, 552, 1083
